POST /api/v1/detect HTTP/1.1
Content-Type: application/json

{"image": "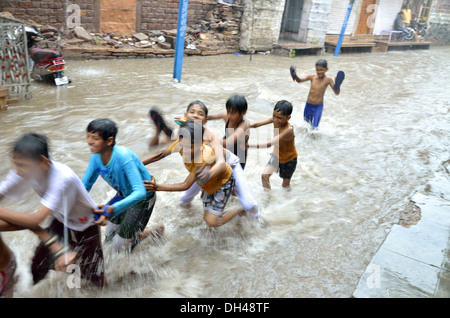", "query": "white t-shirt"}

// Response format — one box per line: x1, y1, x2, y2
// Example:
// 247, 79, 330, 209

0, 161, 97, 231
